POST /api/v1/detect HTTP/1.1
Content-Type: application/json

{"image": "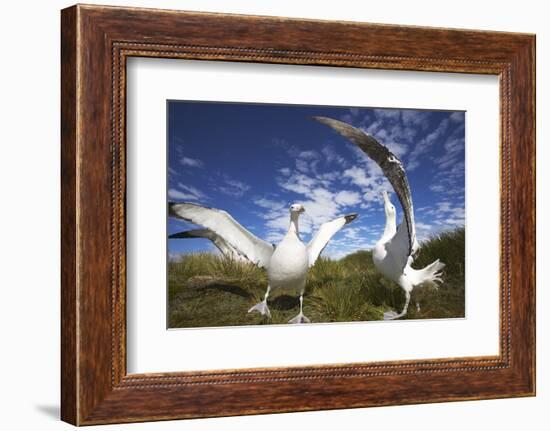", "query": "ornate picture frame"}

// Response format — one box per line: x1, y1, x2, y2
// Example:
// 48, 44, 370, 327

61, 4, 535, 425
